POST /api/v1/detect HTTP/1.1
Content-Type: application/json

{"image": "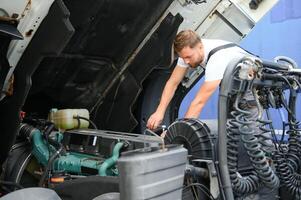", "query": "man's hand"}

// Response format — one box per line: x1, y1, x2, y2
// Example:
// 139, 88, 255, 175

147, 111, 164, 130
146, 65, 187, 130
